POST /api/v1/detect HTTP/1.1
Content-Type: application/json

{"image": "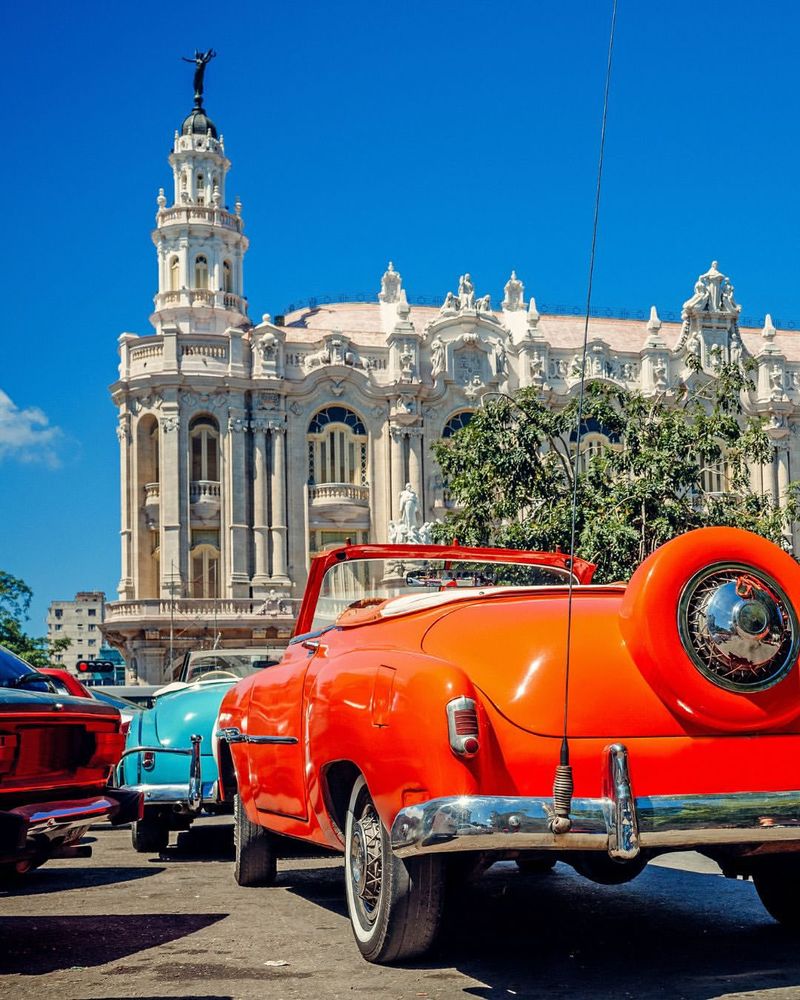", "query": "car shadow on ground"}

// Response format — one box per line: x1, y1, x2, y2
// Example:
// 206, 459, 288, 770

286, 860, 800, 998
158, 822, 235, 862
0, 864, 164, 897
0, 913, 226, 975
